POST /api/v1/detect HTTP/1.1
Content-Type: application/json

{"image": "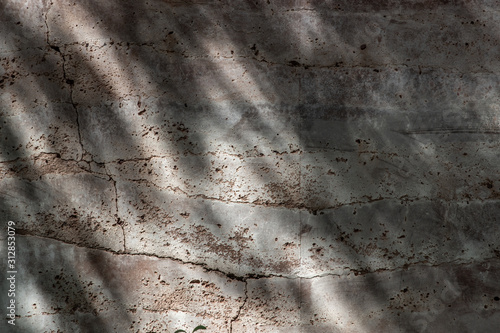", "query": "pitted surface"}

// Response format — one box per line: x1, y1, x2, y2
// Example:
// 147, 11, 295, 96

1, 0, 500, 332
